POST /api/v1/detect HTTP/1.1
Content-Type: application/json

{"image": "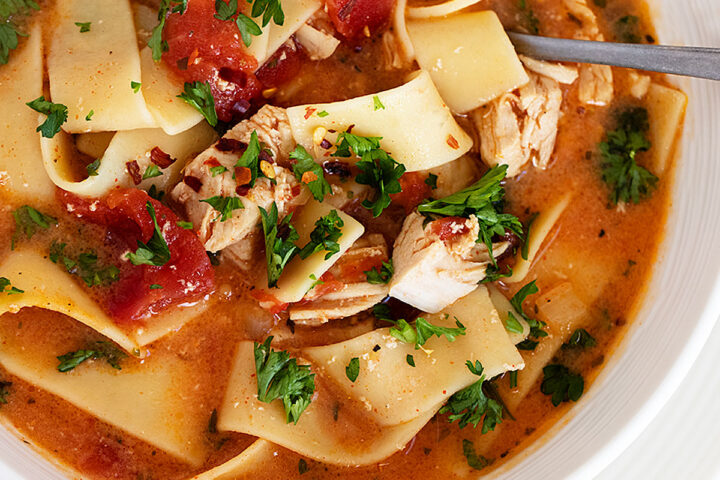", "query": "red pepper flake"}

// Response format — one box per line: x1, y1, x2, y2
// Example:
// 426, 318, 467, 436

216, 138, 248, 153
150, 147, 176, 168
291, 184, 302, 197
188, 47, 200, 66
203, 157, 222, 168
258, 149, 274, 164
235, 166, 252, 186
304, 107, 317, 119
183, 175, 203, 193
322, 160, 351, 177
446, 134, 460, 149
236, 185, 250, 196
125, 161, 142, 185
346, 124, 355, 133
320, 139, 332, 150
